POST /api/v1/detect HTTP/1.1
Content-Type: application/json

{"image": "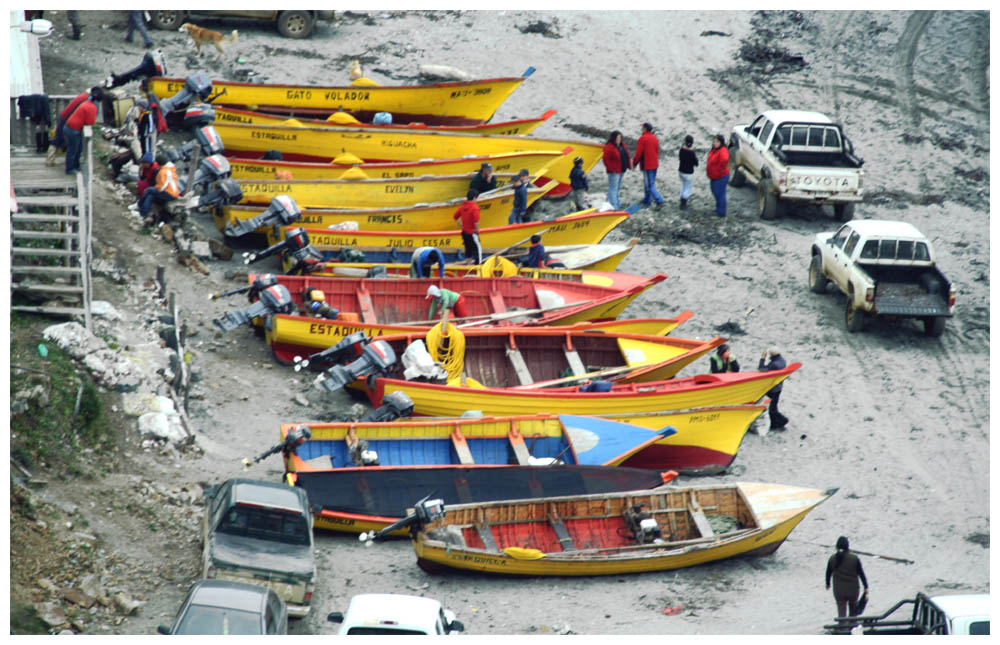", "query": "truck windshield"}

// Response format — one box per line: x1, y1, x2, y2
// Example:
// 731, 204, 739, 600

219, 506, 310, 546
969, 620, 990, 635
347, 627, 427, 635
176, 606, 262, 635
